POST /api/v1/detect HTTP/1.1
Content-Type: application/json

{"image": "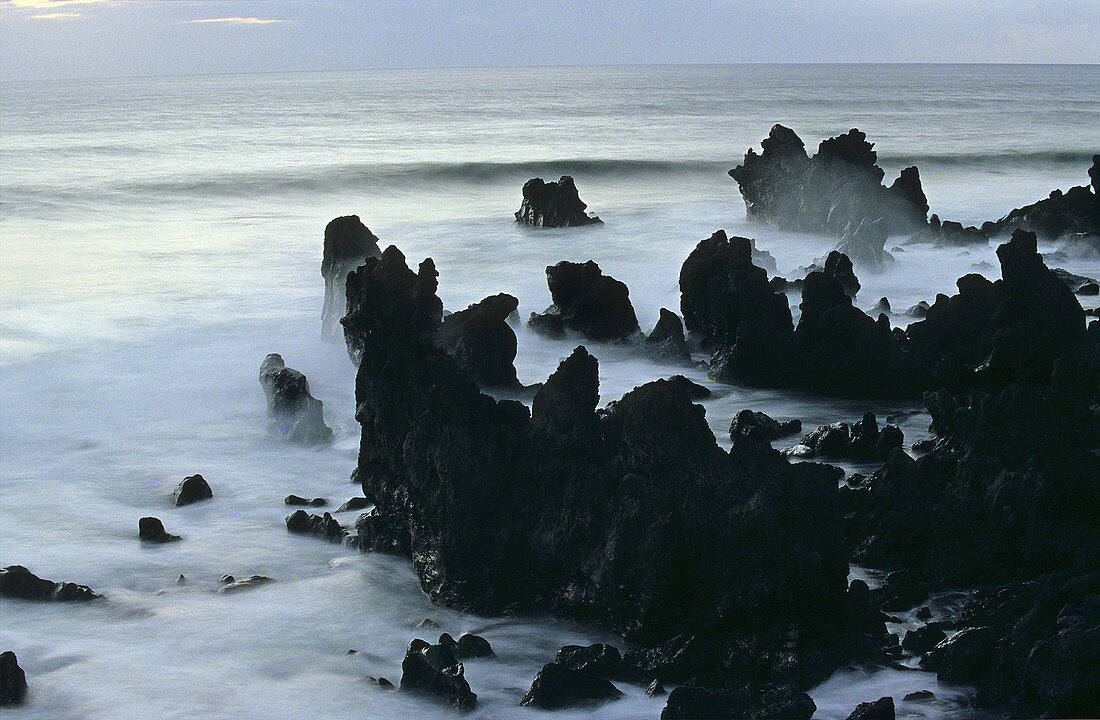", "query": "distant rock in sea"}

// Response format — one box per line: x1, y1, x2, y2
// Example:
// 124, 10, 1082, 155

515, 176, 602, 227
258, 353, 333, 445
